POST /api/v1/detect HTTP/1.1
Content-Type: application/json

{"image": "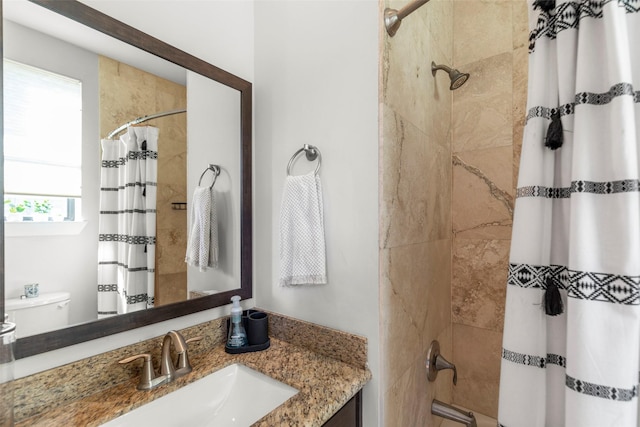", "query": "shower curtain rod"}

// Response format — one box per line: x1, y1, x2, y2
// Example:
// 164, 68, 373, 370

106, 108, 187, 139
384, 0, 431, 37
